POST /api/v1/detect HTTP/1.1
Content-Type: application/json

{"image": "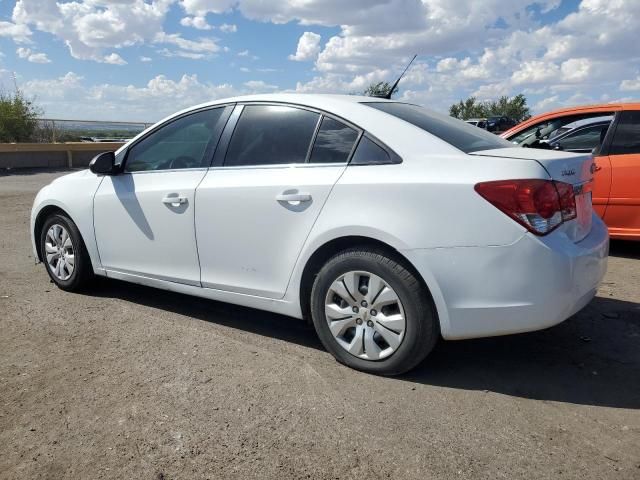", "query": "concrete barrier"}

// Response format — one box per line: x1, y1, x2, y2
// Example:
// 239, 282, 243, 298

0, 143, 125, 169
